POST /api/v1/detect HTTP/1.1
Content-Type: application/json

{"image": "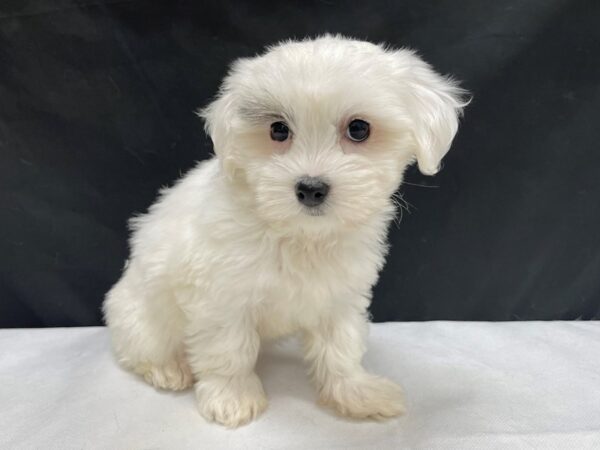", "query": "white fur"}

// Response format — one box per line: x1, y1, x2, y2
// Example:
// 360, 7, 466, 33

103, 35, 467, 427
